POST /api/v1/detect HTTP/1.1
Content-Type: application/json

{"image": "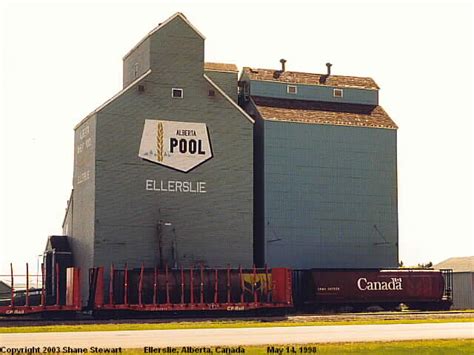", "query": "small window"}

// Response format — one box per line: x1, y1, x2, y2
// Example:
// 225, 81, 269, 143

172, 88, 183, 98
287, 85, 297, 94
243, 83, 250, 100
133, 63, 139, 78
333, 88, 343, 98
